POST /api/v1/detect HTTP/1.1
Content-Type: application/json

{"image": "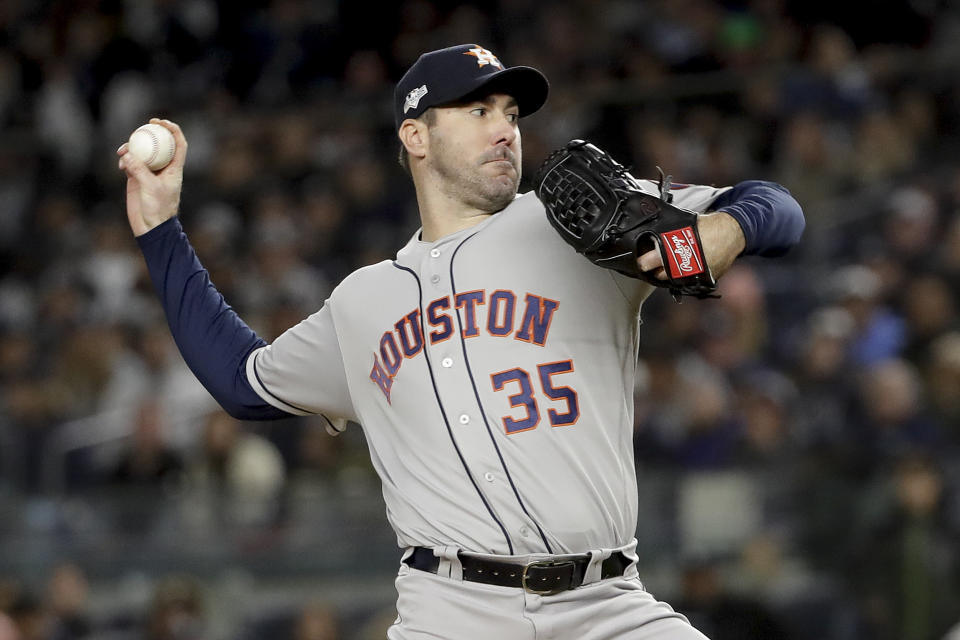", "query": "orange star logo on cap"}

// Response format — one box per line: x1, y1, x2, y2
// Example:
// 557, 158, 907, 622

464, 46, 504, 69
